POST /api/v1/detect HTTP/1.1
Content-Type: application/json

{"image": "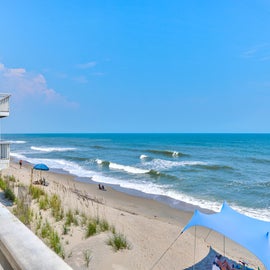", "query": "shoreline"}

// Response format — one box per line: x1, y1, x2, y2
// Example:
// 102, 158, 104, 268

1, 160, 264, 270
16, 158, 194, 227
36, 159, 213, 216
